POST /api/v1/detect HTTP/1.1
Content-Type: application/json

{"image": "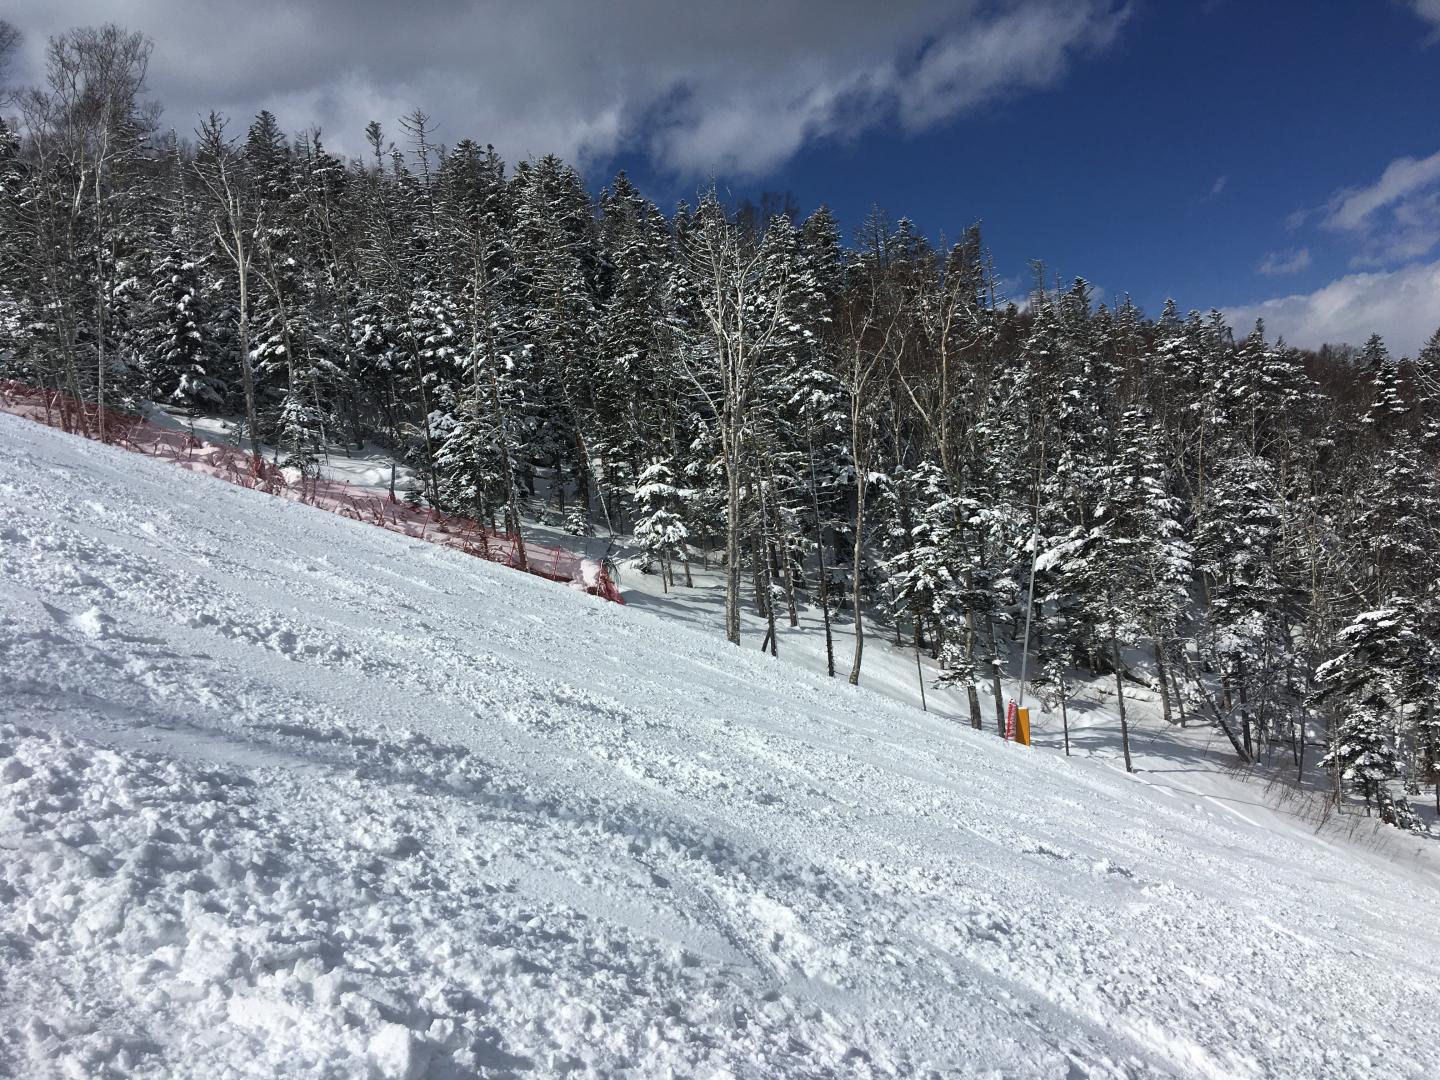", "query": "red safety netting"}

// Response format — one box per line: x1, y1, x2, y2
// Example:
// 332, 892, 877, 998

0, 381, 624, 604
